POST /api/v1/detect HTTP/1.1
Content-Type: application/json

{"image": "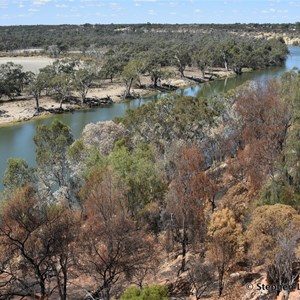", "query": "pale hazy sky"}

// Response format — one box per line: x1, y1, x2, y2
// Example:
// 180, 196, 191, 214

0, 0, 299, 26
